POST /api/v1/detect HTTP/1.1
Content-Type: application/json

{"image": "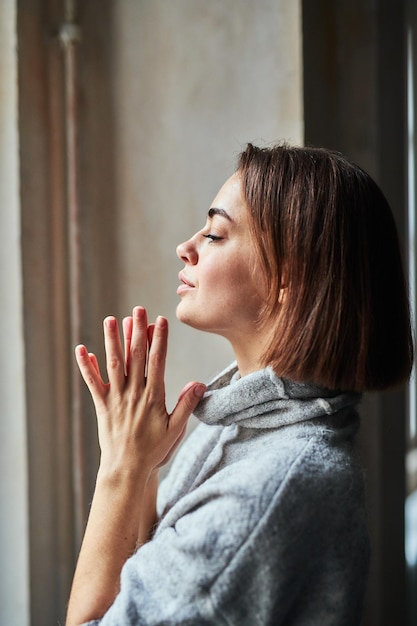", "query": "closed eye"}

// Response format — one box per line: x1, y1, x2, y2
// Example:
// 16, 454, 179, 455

203, 234, 222, 242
